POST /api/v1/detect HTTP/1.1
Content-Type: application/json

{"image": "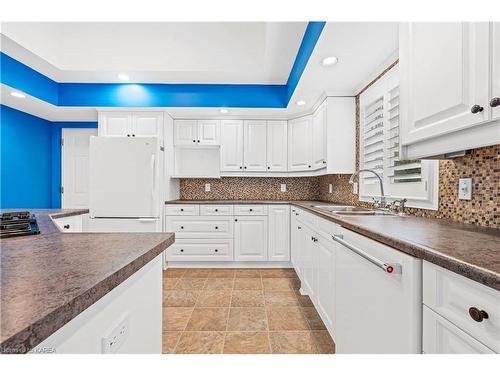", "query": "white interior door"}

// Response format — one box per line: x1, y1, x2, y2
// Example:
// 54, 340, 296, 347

243, 120, 267, 171
62, 128, 97, 208
220, 120, 244, 172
